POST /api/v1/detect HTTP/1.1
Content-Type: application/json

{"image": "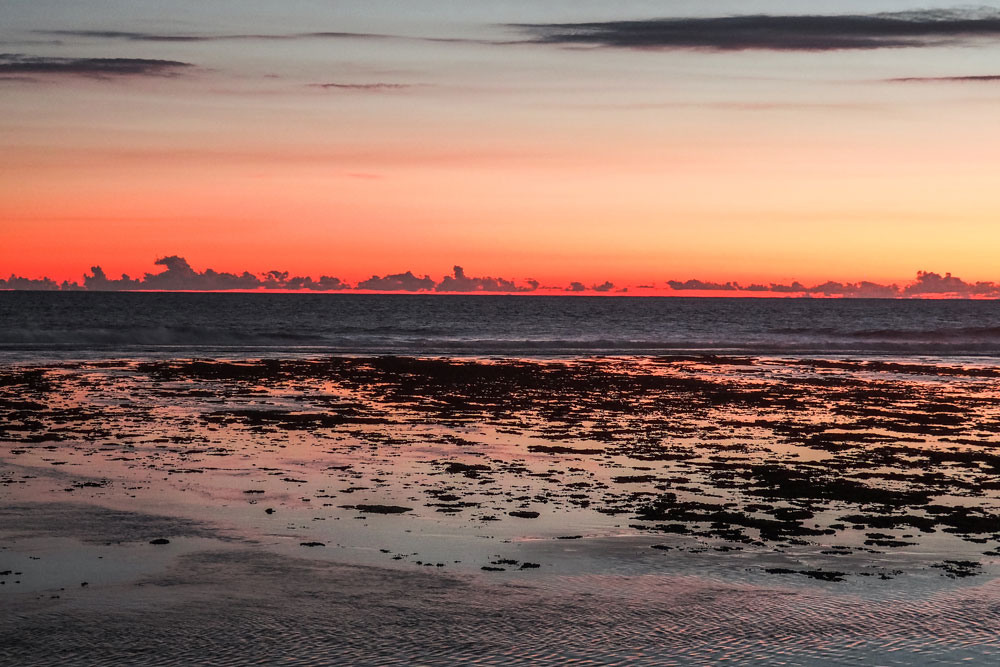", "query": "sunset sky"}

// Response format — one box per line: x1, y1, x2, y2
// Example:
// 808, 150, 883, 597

3, 1, 1000, 291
